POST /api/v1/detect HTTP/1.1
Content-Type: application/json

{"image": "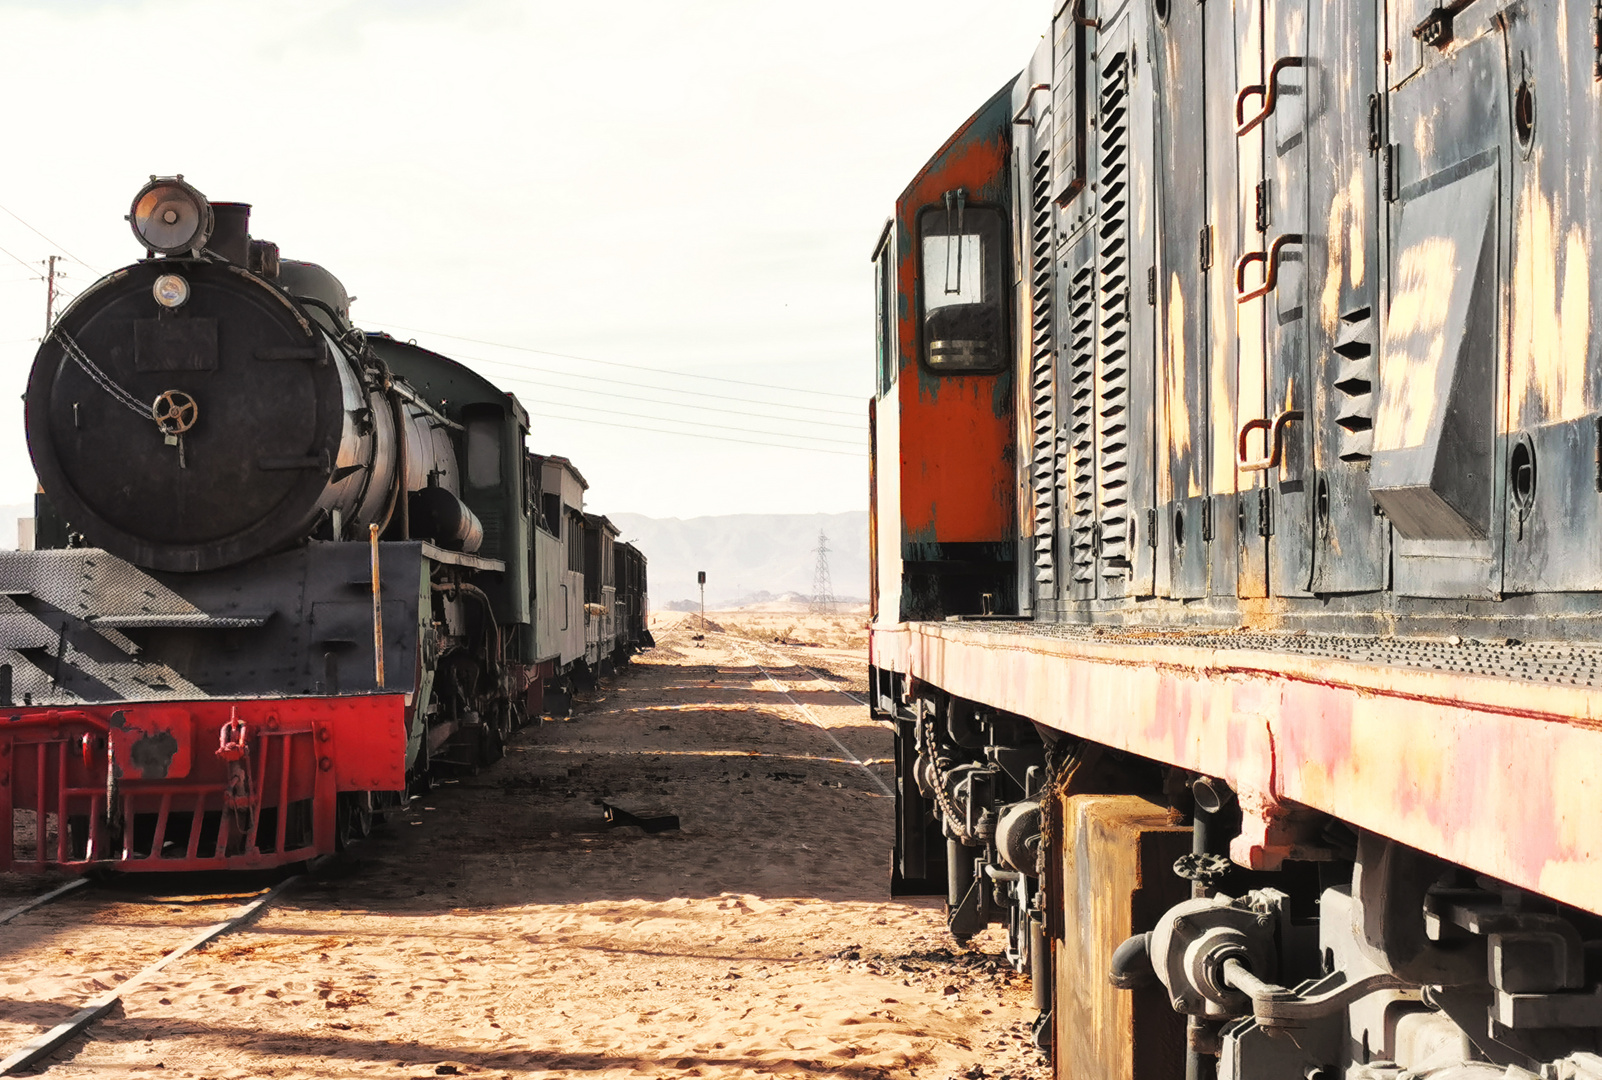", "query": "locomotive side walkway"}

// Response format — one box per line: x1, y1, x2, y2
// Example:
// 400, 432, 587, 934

0, 617, 1044, 1080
